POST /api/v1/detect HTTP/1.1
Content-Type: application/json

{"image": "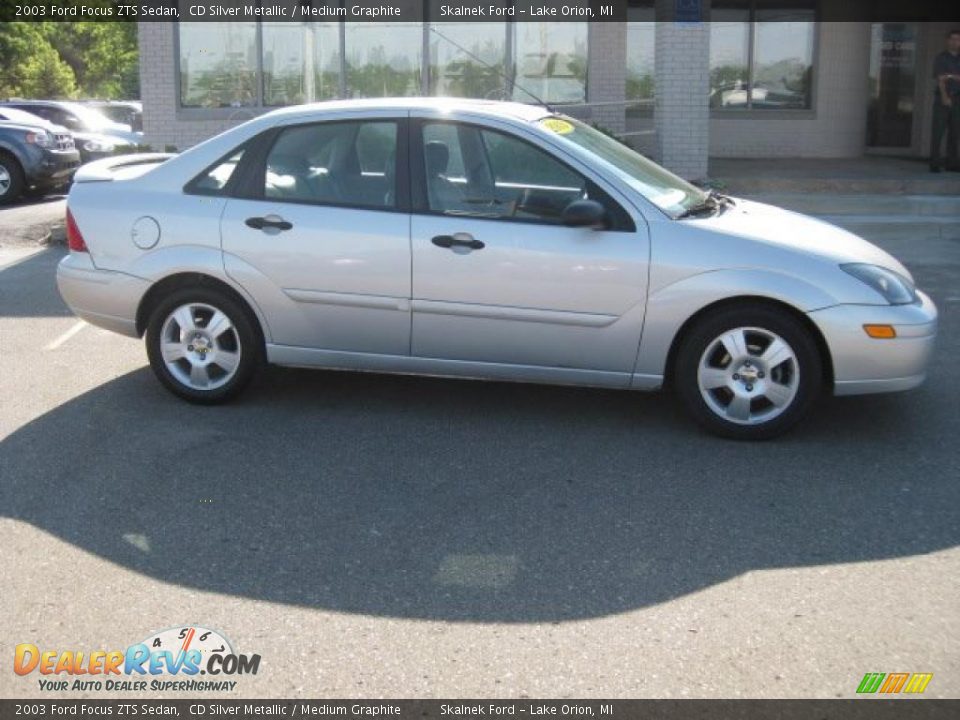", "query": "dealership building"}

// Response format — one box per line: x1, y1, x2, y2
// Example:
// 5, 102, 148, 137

137, 1, 955, 179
